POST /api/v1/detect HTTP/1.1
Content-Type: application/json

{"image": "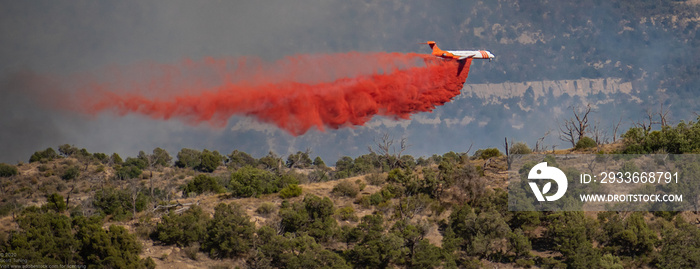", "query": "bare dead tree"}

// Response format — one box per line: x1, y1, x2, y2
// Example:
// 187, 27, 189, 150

287, 148, 312, 169
368, 133, 409, 169
504, 137, 511, 169
612, 116, 623, 143
633, 109, 657, 134
634, 103, 670, 133
559, 104, 592, 147
535, 129, 553, 152
458, 142, 475, 163
465, 141, 474, 156
130, 178, 141, 219
559, 119, 576, 148
504, 137, 510, 157
398, 138, 409, 165
658, 102, 671, 128
592, 120, 609, 145
368, 133, 392, 157
574, 104, 592, 140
